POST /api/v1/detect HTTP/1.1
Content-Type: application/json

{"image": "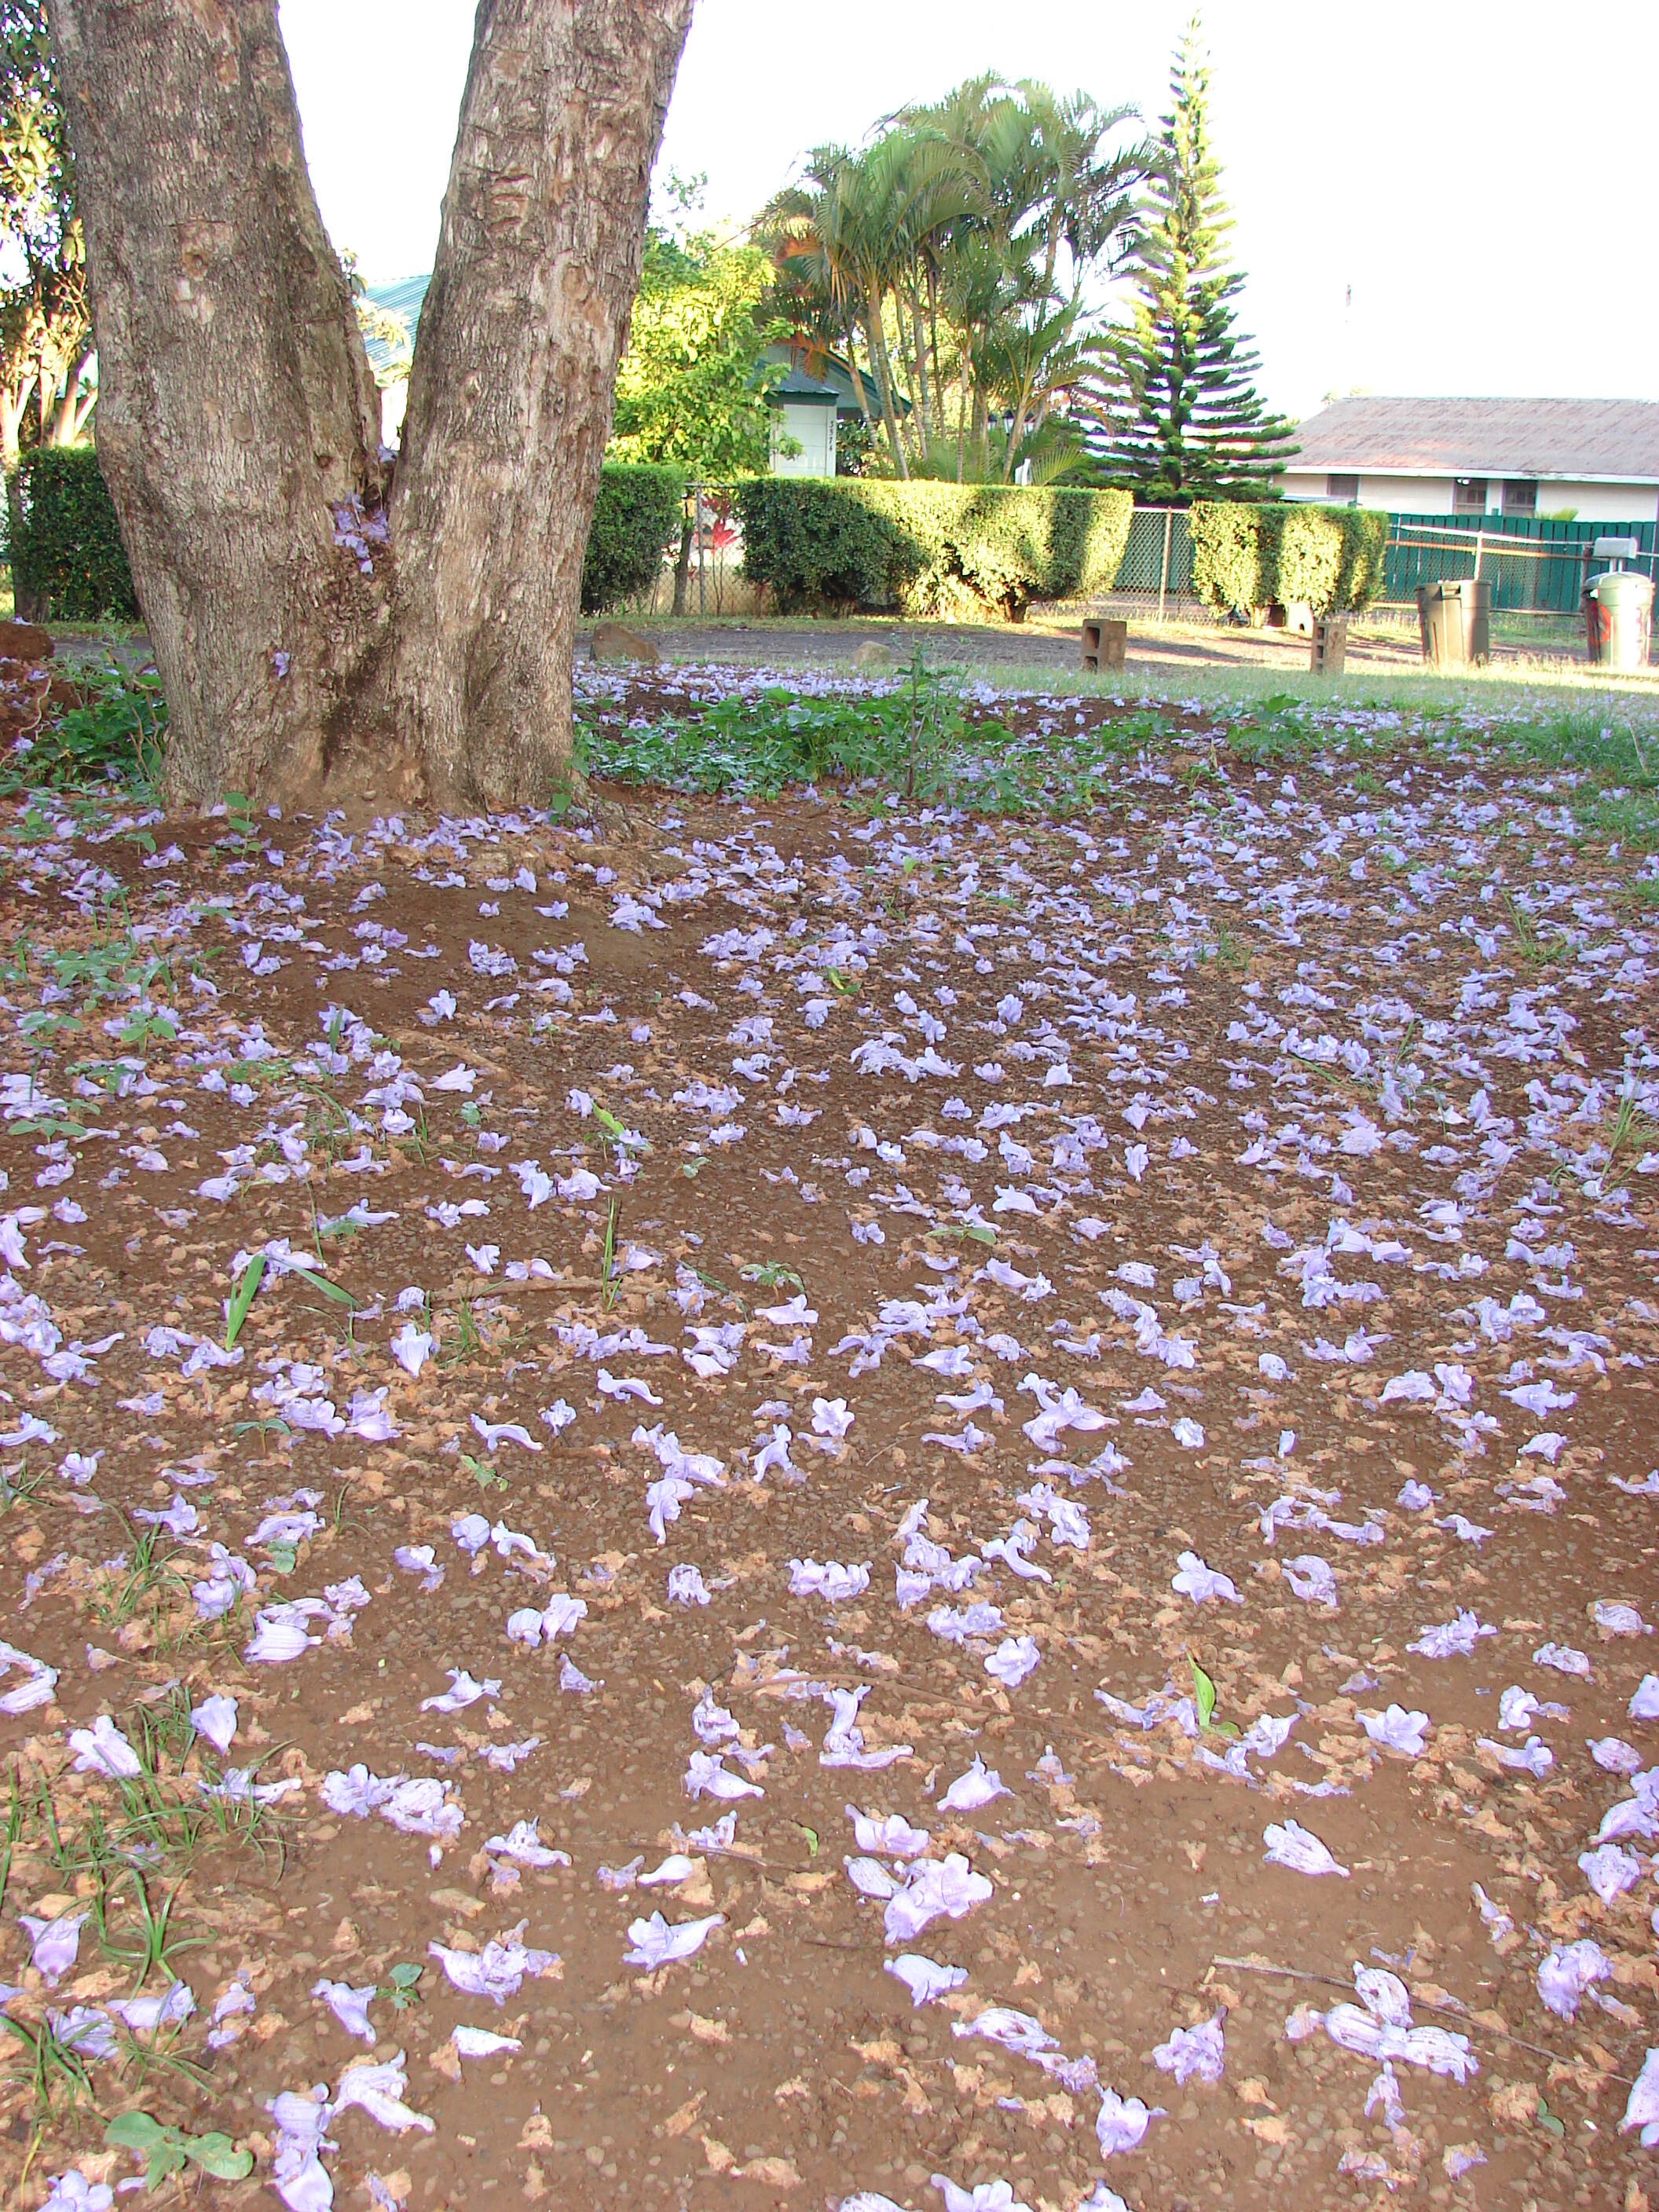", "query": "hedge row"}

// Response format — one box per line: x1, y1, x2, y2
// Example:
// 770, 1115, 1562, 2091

1188, 501, 1387, 617
6, 449, 687, 621
10, 448, 1383, 628
578, 462, 684, 614
733, 479, 1134, 619
10, 446, 140, 621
